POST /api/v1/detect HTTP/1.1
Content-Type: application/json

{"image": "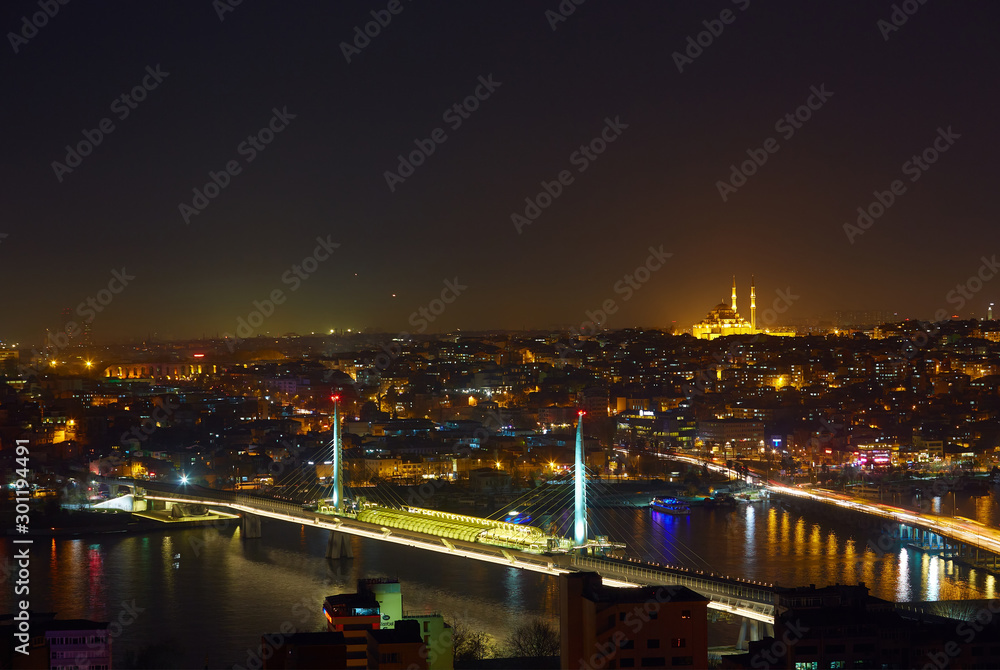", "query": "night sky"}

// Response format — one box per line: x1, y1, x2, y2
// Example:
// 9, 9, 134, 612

3, 1, 998, 344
